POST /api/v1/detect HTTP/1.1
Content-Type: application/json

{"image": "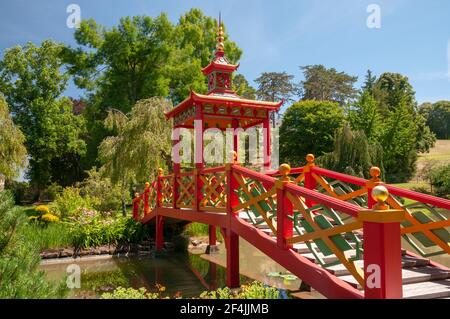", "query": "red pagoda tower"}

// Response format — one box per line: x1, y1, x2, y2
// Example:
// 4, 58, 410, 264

166, 18, 282, 173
